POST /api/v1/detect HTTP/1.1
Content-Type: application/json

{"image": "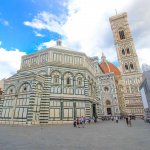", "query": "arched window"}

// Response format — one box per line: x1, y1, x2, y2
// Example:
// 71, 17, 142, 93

122, 49, 125, 55
104, 86, 109, 92
6, 86, 16, 94
119, 30, 125, 40
15, 83, 31, 119
19, 83, 31, 93
64, 72, 73, 86
77, 78, 82, 86
130, 63, 134, 70
125, 64, 128, 70
67, 77, 71, 85
23, 87, 27, 91
54, 75, 59, 84
126, 48, 130, 54
106, 100, 111, 105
